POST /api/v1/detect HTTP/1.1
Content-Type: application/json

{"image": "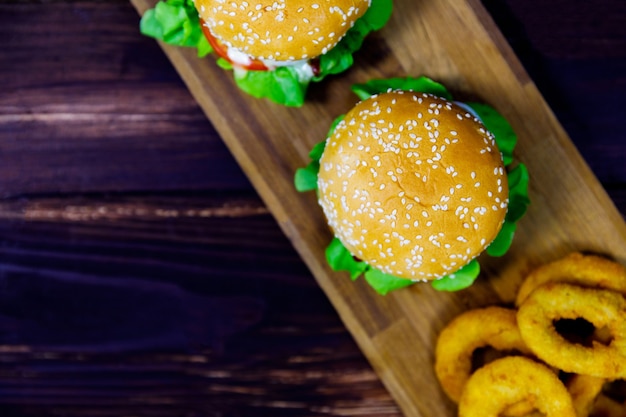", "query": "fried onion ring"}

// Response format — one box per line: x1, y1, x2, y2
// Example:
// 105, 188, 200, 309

565, 374, 606, 417
458, 356, 576, 417
516, 253, 626, 307
589, 378, 626, 417
435, 306, 533, 403
517, 283, 626, 379
591, 393, 626, 417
